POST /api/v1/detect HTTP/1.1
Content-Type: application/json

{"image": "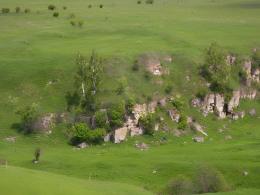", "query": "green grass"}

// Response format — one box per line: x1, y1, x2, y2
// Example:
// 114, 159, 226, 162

0, 0, 259, 194
0, 166, 152, 195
